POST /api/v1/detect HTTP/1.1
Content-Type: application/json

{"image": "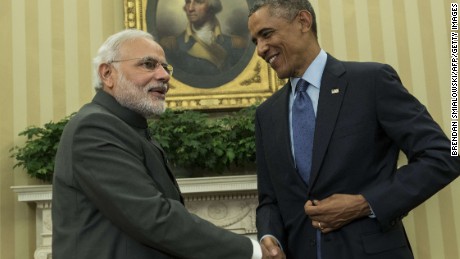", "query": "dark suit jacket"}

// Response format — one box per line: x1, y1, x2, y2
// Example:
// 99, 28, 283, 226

52, 91, 253, 259
255, 55, 460, 259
